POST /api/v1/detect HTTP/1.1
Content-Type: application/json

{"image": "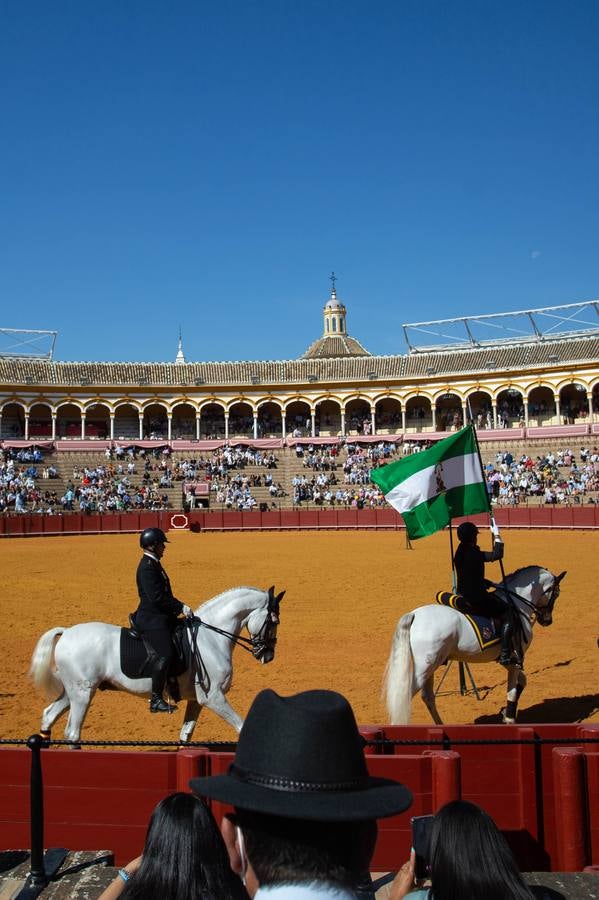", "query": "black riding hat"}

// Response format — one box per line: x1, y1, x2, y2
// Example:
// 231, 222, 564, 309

190, 689, 413, 821
456, 521, 478, 542
139, 527, 169, 549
